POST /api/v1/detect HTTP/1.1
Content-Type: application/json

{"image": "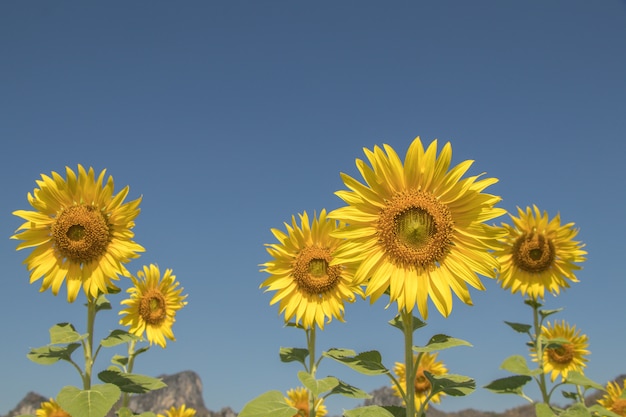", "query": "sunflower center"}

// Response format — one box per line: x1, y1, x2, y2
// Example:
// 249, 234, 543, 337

512, 231, 555, 273
52, 205, 111, 264
378, 190, 454, 269
546, 343, 574, 365
49, 409, 70, 417
138, 289, 167, 325
414, 368, 432, 394
293, 246, 341, 296
610, 399, 626, 415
